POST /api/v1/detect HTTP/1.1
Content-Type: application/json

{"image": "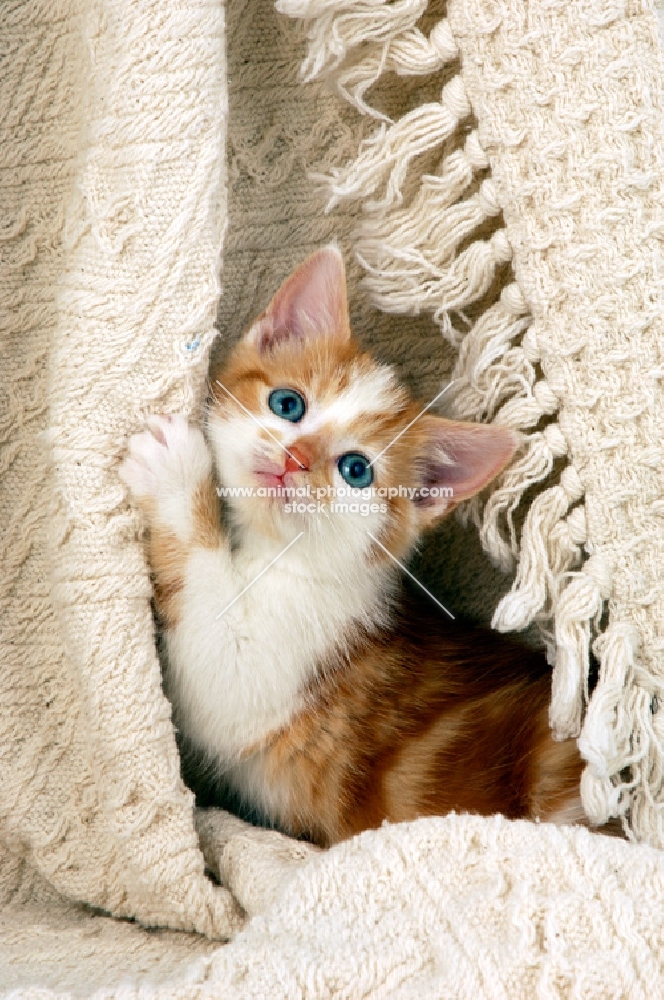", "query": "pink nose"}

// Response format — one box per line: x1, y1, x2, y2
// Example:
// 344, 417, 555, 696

284, 446, 309, 473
